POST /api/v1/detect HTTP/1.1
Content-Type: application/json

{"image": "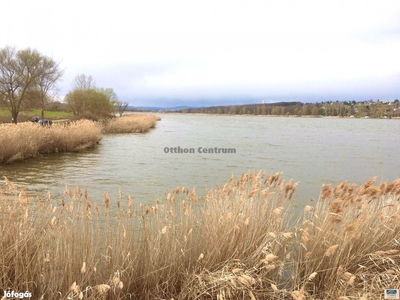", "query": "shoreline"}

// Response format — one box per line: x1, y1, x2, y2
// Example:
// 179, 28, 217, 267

159, 111, 400, 119
0, 114, 159, 164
